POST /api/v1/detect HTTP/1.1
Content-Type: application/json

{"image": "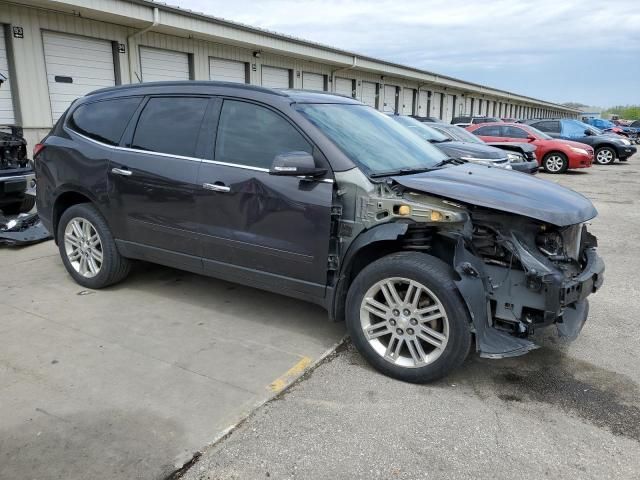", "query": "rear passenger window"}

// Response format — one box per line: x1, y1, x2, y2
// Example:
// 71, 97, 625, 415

69, 97, 142, 146
131, 97, 208, 157
503, 126, 529, 138
215, 100, 311, 169
474, 125, 502, 136
534, 121, 560, 133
